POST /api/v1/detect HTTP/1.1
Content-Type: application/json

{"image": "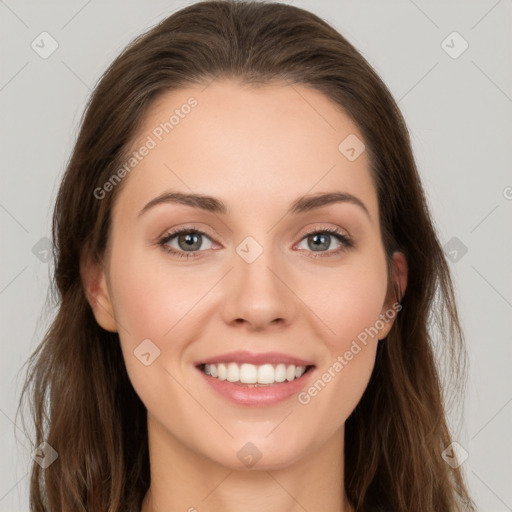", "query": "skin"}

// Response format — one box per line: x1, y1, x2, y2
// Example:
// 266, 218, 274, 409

83, 79, 407, 512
